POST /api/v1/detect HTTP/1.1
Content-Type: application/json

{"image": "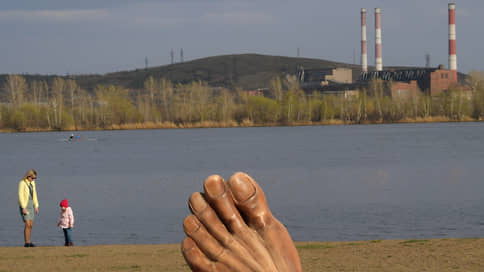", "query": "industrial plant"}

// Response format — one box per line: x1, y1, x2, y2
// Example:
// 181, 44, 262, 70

297, 3, 465, 98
